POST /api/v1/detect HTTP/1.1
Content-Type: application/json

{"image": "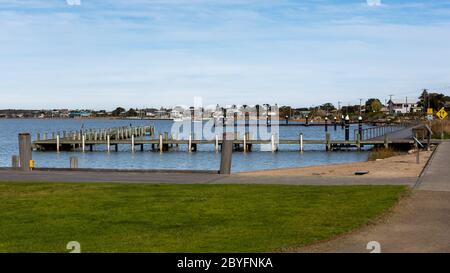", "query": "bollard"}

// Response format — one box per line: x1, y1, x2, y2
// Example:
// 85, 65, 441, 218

325, 117, 328, 132
334, 117, 337, 131
18, 133, 32, 172
11, 155, 20, 168
219, 133, 233, 175
70, 157, 79, 169
305, 115, 309, 126
341, 115, 345, 129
